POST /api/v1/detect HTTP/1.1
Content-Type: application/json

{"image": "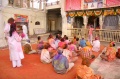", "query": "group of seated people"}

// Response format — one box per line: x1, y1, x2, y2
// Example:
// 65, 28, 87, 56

23, 34, 120, 78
